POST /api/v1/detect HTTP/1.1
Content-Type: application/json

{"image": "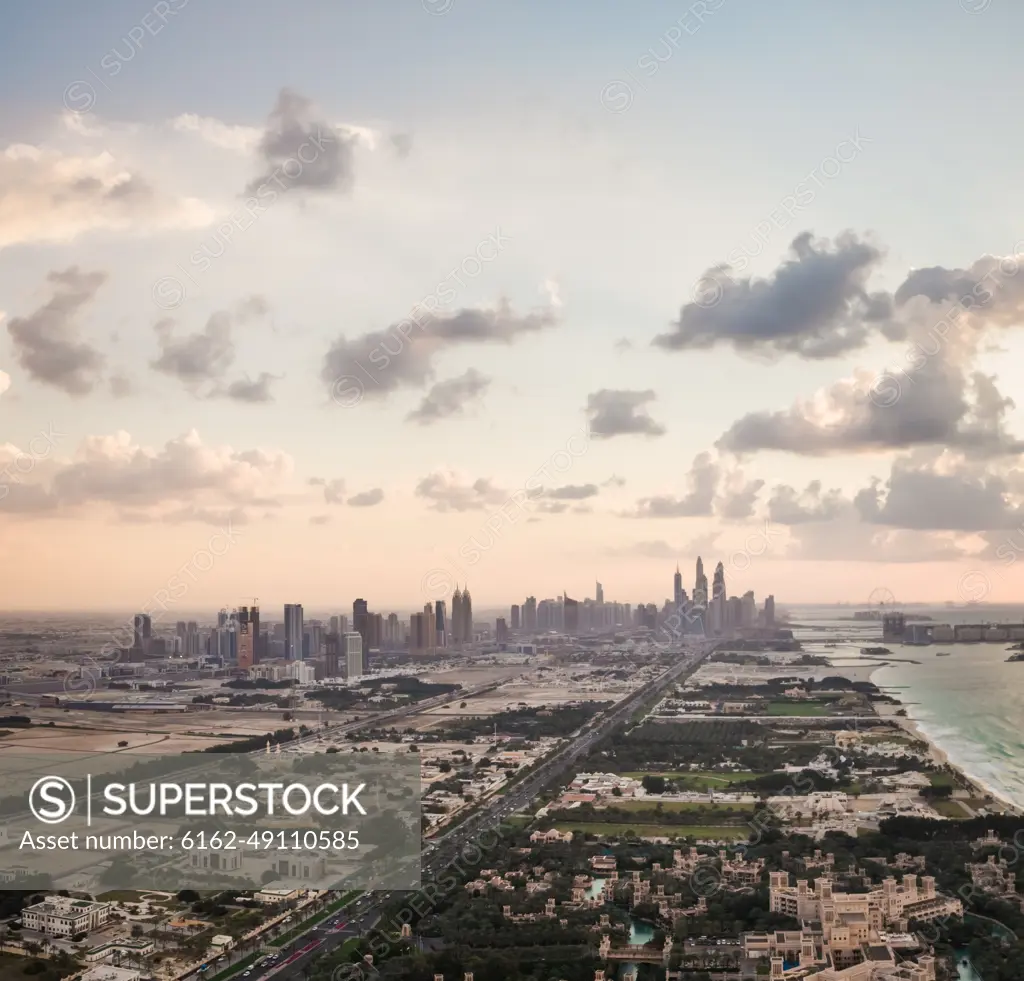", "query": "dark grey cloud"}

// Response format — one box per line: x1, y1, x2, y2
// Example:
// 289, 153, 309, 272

348, 488, 384, 507
223, 373, 277, 403
152, 312, 234, 388
322, 301, 558, 401
586, 389, 666, 439
545, 484, 599, 500
244, 88, 356, 197
407, 369, 490, 425
6, 267, 107, 395
854, 457, 1024, 532
654, 231, 892, 359
624, 453, 719, 518
152, 299, 273, 399
718, 362, 1024, 459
